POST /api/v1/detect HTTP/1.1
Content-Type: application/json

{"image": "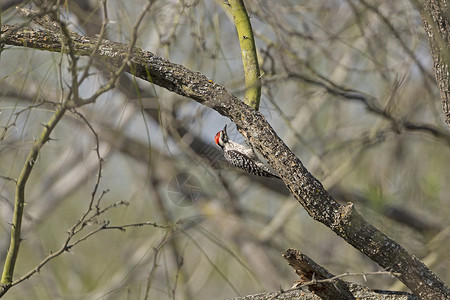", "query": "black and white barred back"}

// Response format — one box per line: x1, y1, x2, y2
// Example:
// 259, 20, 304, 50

214, 125, 280, 179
